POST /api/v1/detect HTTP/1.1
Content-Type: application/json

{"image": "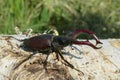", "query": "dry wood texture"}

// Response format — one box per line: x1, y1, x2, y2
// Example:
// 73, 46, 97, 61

0, 35, 120, 80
